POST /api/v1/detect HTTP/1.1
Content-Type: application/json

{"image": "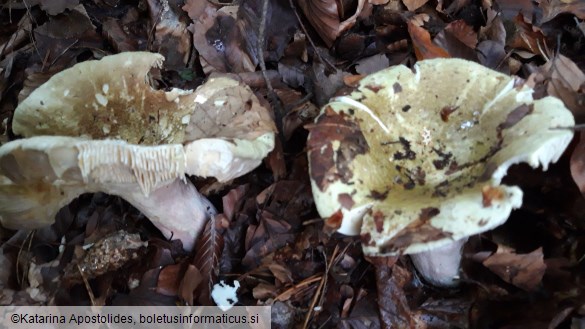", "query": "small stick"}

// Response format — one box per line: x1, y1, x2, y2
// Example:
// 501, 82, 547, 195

258, 0, 285, 145
549, 124, 585, 131
288, 0, 336, 71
